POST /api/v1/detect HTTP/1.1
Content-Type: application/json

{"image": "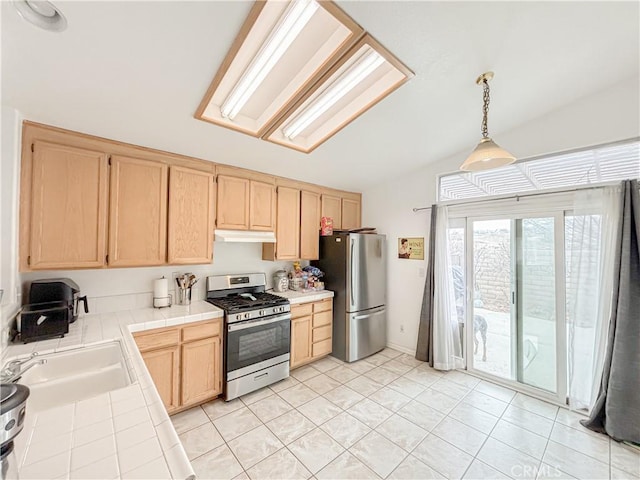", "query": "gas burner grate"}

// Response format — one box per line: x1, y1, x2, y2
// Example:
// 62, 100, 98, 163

207, 292, 288, 313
